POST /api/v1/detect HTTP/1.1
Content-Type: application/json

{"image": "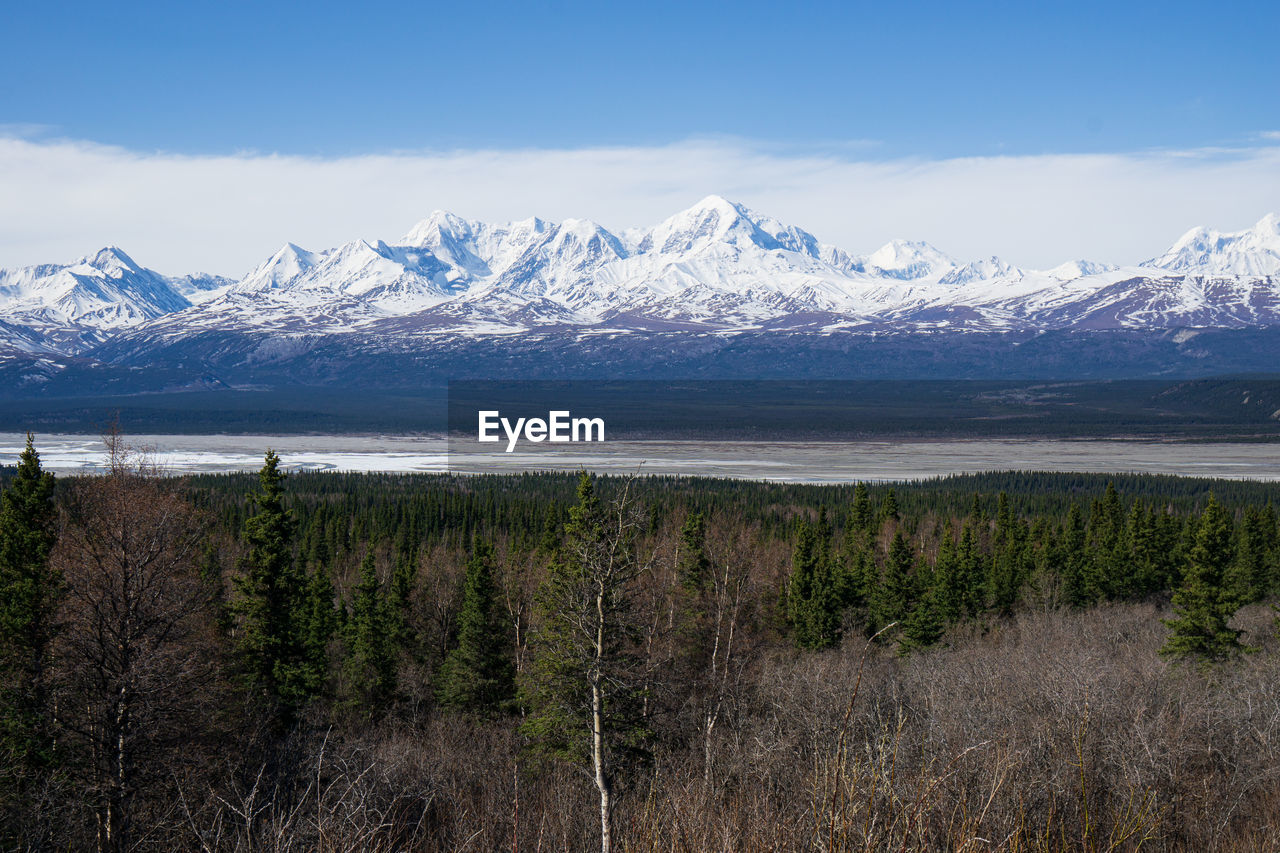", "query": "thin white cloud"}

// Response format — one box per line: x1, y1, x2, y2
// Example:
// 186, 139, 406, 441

1, 136, 1278, 276
0, 123, 57, 139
